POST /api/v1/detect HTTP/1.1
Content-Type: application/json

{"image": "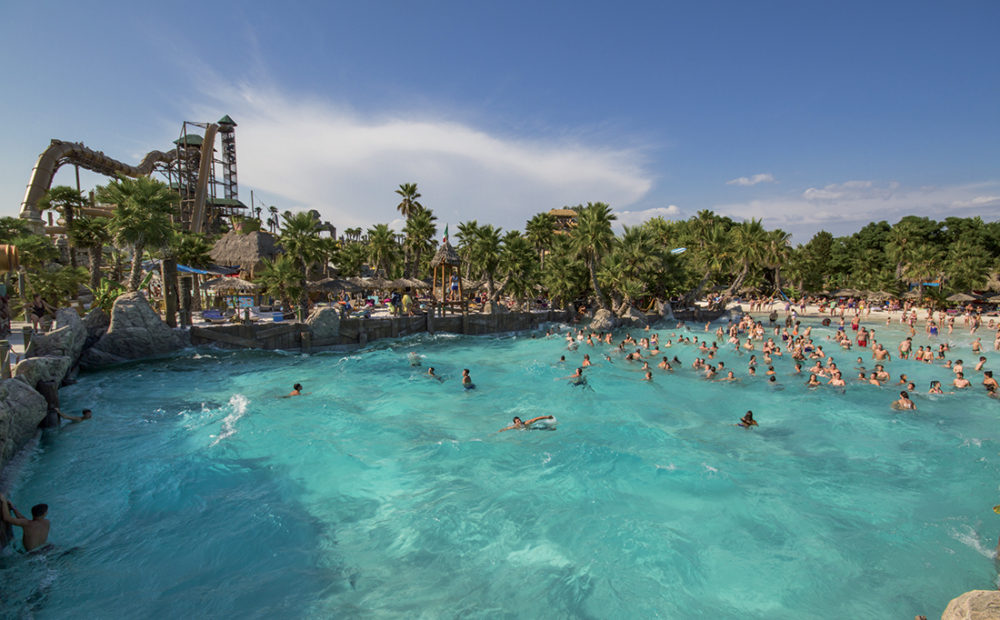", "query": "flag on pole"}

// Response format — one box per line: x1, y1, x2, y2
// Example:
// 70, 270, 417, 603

442, 224, 449, 244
